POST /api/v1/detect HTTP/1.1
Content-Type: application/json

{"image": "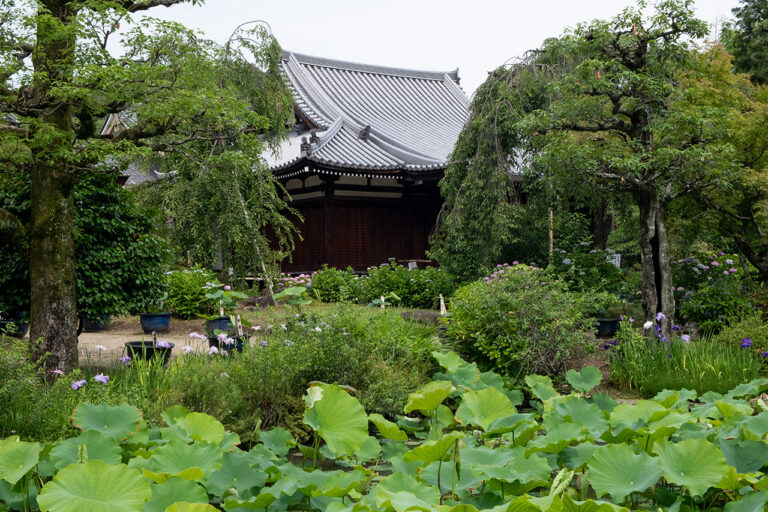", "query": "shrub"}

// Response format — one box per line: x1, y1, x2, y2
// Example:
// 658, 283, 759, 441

361, 262, 456, 310
165, 267, 220, 318
716, 313, 768, 355
609, 320, 764, 396
308, 266, 362, 303
677, 268, 752, 334
444, 264, 595, 379
547, 244, 626, 295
